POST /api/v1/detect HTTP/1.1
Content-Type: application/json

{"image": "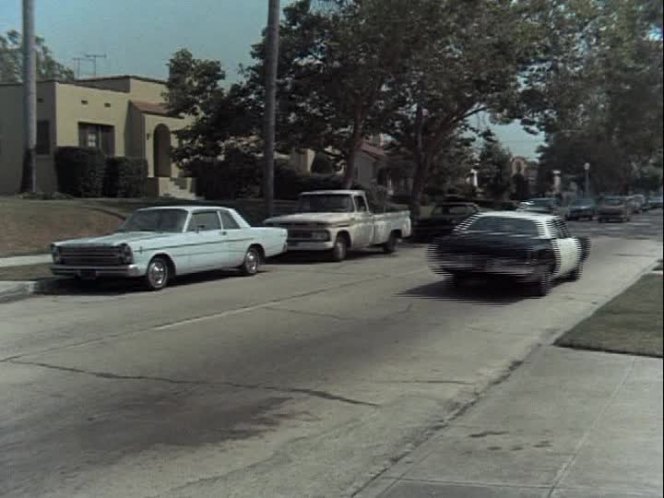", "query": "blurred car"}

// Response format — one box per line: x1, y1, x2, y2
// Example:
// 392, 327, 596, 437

566, 198, 597, 221
628, 194, 646, 214
412, 202, 480, 242
517, 197, 562, 216
648, 195, 663, 209
597, 196, 631, 223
